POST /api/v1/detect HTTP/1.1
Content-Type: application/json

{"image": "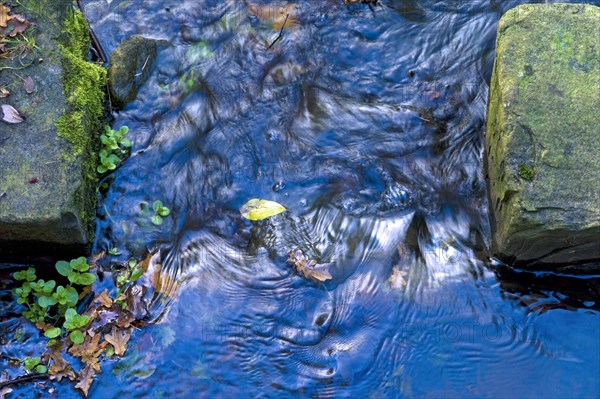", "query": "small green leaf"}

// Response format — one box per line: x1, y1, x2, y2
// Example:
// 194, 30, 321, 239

65, 287, 79, 306
130, 268, 144, 282
75, 273, 96, 286
43, 280, 56, 293
35, 365, 48, 374
23, 357, 40, 370
240, 198, 287, 221
37, 295, 57, 308
151, 215, 163, 226
44, 327, 62, 339
157, 207, 170, 217
69, 330, 84, 345
55, 261, 72, 276
64, 308, 77, 321
71, 257, 89, 272
120, 138, 132, 148
152, 201, 163, 212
